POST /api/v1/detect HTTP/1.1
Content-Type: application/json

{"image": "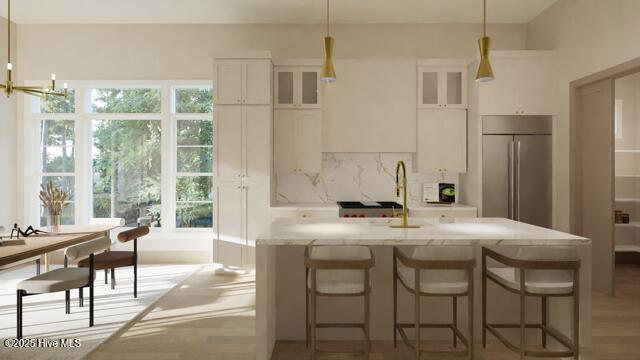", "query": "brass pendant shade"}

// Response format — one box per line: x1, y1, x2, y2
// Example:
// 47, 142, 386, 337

320, 0, 336, 83
476, 36, 494, 82
320, 36, 336, 83
475, 0, 494, 83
